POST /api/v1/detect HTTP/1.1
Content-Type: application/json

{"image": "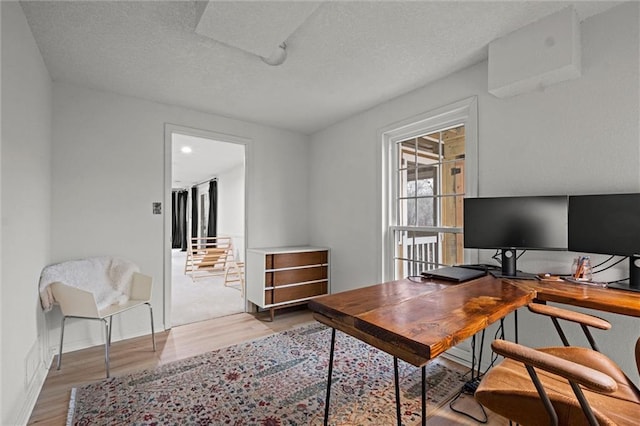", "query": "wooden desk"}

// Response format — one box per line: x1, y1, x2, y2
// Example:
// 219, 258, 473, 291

309, 274, 640, 425
509, 278, 640, 317
309, 275, 536, 425
310, 275, 535, 366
